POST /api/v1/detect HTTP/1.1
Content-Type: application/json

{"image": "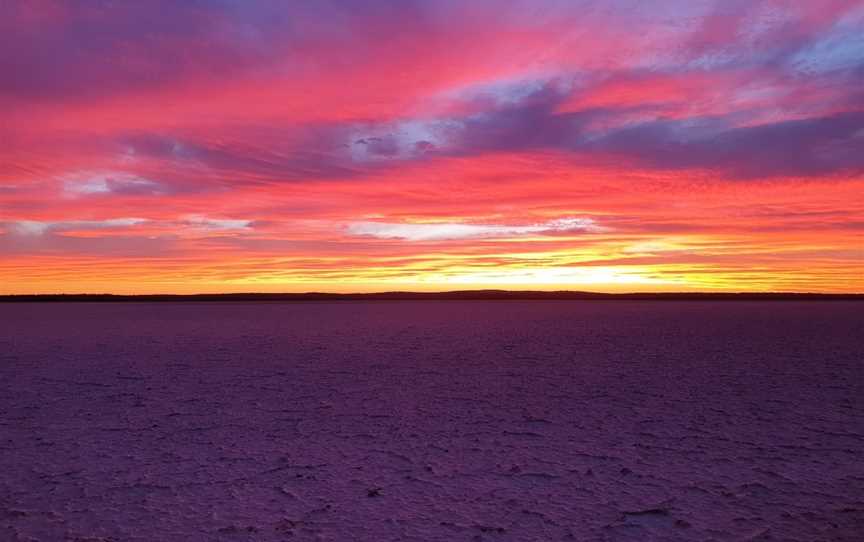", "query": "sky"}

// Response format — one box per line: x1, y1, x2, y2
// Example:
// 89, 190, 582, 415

1, 0, 863, 294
